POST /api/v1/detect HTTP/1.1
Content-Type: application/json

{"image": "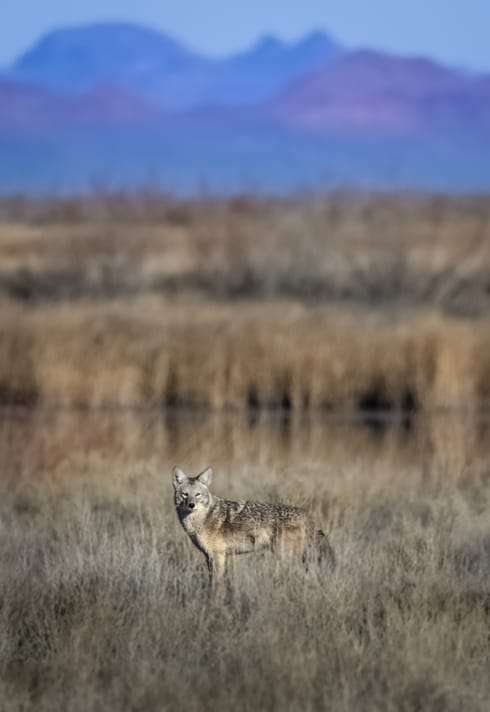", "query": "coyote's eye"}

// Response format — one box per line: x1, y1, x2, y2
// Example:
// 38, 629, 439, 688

181, 492, 188, 499
195, 492, 201, 498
